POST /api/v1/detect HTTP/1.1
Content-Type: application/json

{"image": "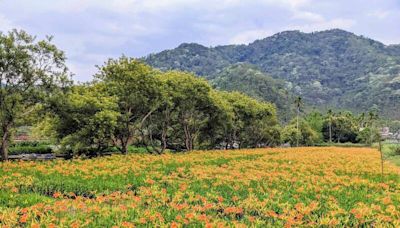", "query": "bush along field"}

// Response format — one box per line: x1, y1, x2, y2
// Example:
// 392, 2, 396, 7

0, 147, 400, 227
